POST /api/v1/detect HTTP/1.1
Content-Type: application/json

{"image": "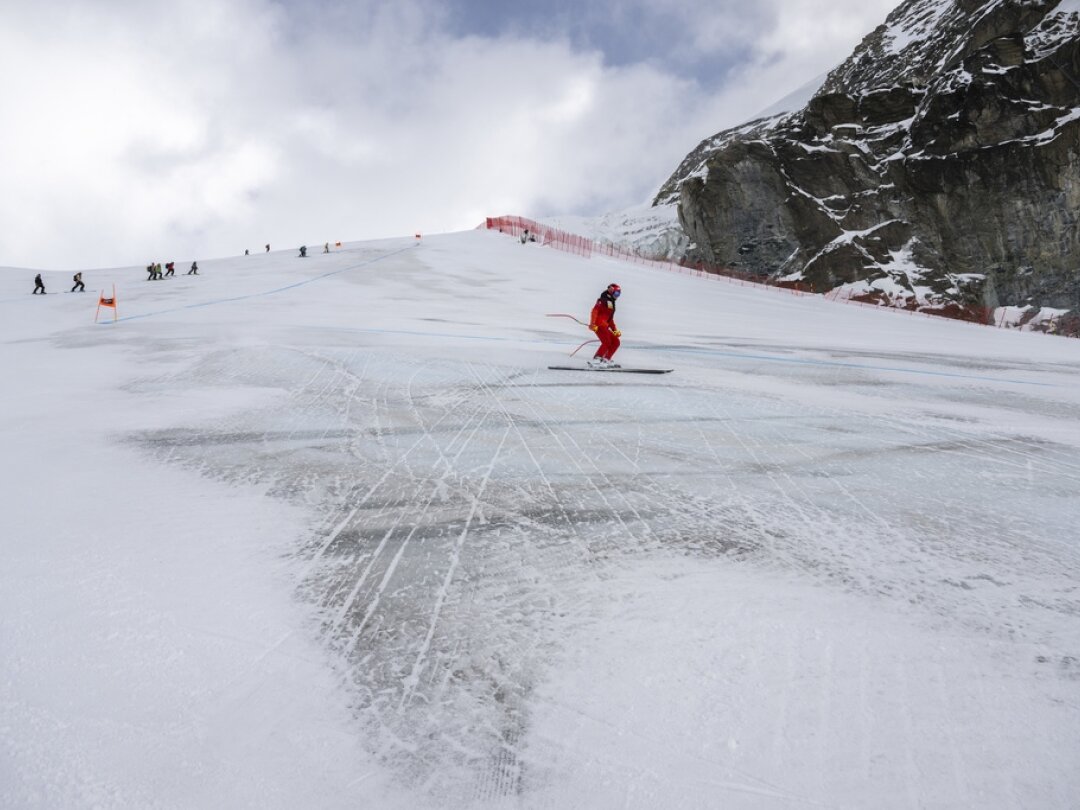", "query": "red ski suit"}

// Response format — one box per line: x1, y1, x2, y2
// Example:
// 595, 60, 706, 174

590, 290, 621, 360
